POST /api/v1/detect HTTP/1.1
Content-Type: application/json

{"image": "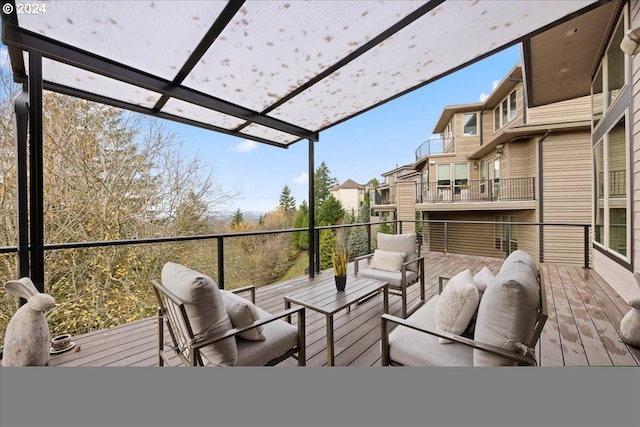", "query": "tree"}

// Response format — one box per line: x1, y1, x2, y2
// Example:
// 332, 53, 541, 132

229, 208, 243, 230
0, 75, 239, 337
314, 161, 338, 208
291, 200, 309, 250
278, 185, 296, 213
319, 229, 337, 270
316, 195, 345, 226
